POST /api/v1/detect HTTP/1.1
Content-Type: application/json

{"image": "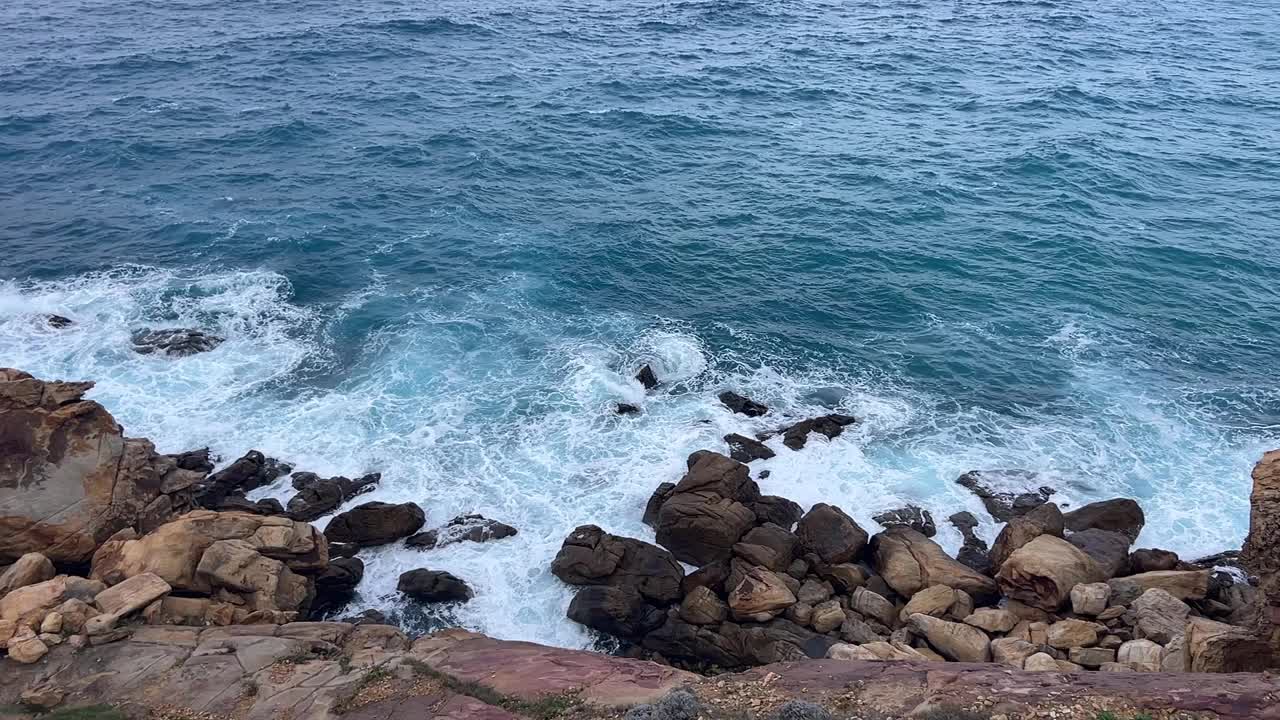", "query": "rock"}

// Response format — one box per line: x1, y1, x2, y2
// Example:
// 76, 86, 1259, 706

810, 600, 845, 633
0, 371, 200, 564
642, 483, 676, 528
567, 585, 664, 639
907, 613, 991, 662
873, 506, 936, 537
955, 470, 1054, 522
312, 557, 364, 615
636, 365, 659, 390
795, 504, 867, 565
1070, 582, 1111, 616
1047, 618, 1099, 649
991, 637, 1039, 668
52, 598, 97, 633
733, 523, 800, 572
551, 525, 683, 604
19, 685, 64, 710
821, 563, 867, 593
1067, 529, 1132, 579
728, 567, 796, 621
1129, 548, 1182, 574
996, 534, 1104, 611
407, 514, 518, 550
324, 501, 425, 546
194, 450, 292, 508
724, 433, 775, 463
672, 451, 759, 501
839, 616, 882, 644
719, 391, 768, 417
285, 473, 380, 522
6, 626, 48, 663
95, 572, 171, 616
1107, 570, 1210, 605
1131, 588, 1190, 644
829, 640, 932, 662
0, 576, 69, 626
616, 403, 641, 416
131, 327, 224, 356
44, 314, 73, 329
679, 586, 728, 625
964, 608, 1017, 634
197, 539, 311, 612
1185, 616, 1273, 672
398, 569, 473, 602
1069, 646, 1116, 668
1118, 639, 1164, 671
653, 453, 760, 566
990, 503, 1064, 570
948, 511, 992, 574
1063, 498, 1144, 541
39, 611, 63, 634
1022, 652, 1061, 671
851, 586, 896, 627
780, 414, 857, 450
749, 496, 803, 529
1244, 449, 1280, 653
872, 527, 998, 601
900, 584, 963, 622
0, 553, 55, 595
